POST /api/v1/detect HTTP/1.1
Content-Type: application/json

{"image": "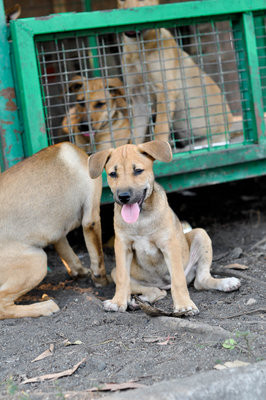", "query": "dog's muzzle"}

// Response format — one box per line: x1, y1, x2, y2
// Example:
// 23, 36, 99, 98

117, 188, 147, 224
124, 31, 138, 38
116, 188, 147, 207
79, 122, 95, 138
